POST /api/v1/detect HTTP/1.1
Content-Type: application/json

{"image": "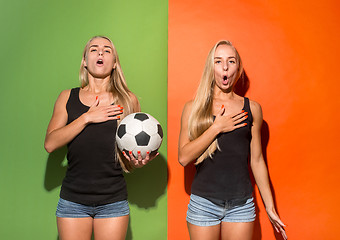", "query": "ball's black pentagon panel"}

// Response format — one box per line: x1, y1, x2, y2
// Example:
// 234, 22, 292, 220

157, 124, 163, 138
134, 113, 149, 121
117, 124, 126, 138
135, 131, 150, 146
